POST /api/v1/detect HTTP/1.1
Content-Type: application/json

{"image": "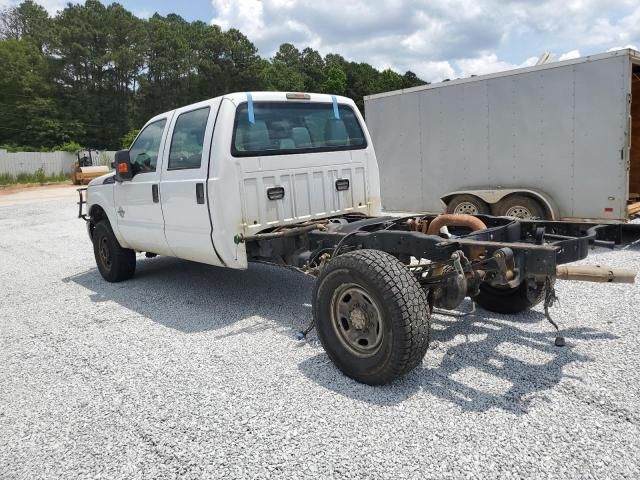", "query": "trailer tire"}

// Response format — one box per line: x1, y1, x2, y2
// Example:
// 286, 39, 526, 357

496, 195, 546, 220
312, 249, 430, 385
473, 279, 550, 314
446, 194, 490, 215
93, 220, 136, 282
